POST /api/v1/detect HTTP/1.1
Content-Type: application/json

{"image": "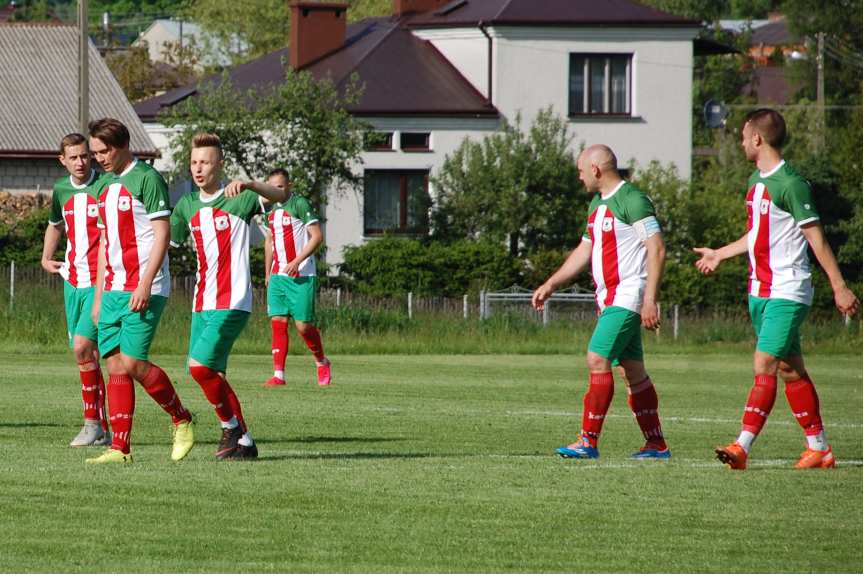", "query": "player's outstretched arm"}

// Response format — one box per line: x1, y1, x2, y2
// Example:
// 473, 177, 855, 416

801, 223, 860, 316
693, 233, 748, 274
225, 180, 288, 203
41, 223, 63, 274
641, 232, 666, 331
284, 223, 323, 277
532, 239, 592, 311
